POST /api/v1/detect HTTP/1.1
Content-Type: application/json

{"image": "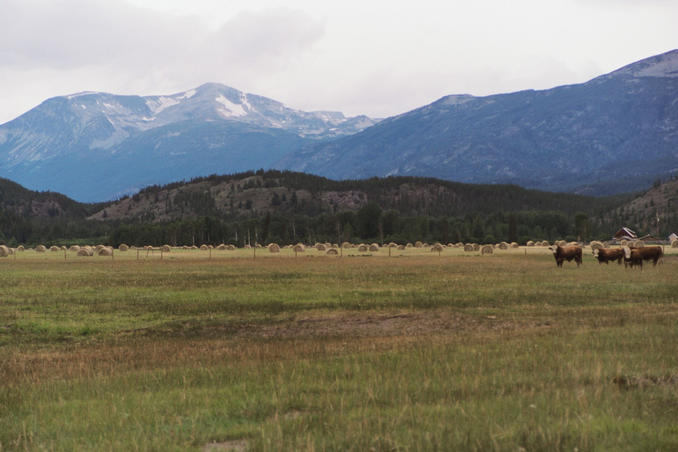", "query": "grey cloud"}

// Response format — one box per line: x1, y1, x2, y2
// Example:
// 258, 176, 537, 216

0, 0, 324, 79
